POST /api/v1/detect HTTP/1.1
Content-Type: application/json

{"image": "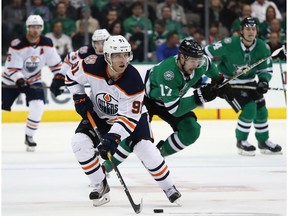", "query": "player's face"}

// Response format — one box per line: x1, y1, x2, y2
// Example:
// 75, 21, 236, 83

242, 26, 257, 42
93, 40, 105, 54
110, 52, 130, 73
181, 55, 204, 74
27, 25, 42, 38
